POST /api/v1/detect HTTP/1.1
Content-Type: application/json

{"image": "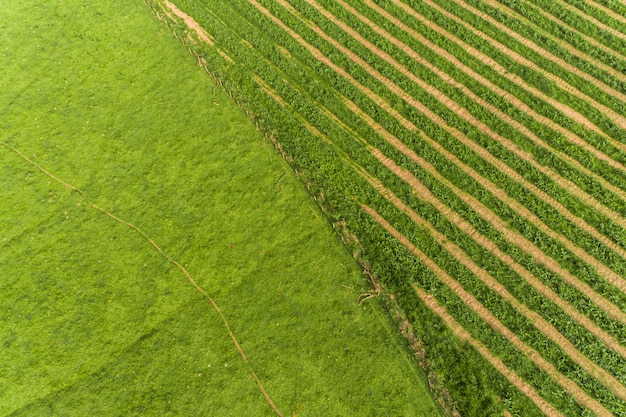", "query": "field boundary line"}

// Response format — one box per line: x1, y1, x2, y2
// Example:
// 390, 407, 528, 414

0, 141, 284, 417
363, 205, 611, 417
255, 69, 626, 387
276, 0, 626, 291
